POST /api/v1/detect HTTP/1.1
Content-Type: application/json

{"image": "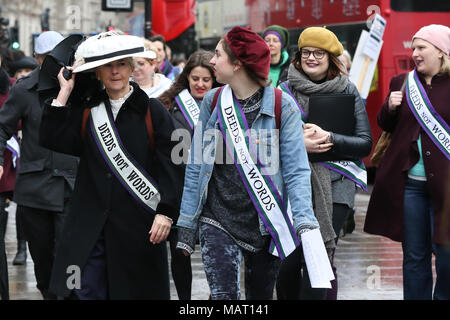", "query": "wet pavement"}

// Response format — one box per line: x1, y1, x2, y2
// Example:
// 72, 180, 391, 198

3, 189, 427, 300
